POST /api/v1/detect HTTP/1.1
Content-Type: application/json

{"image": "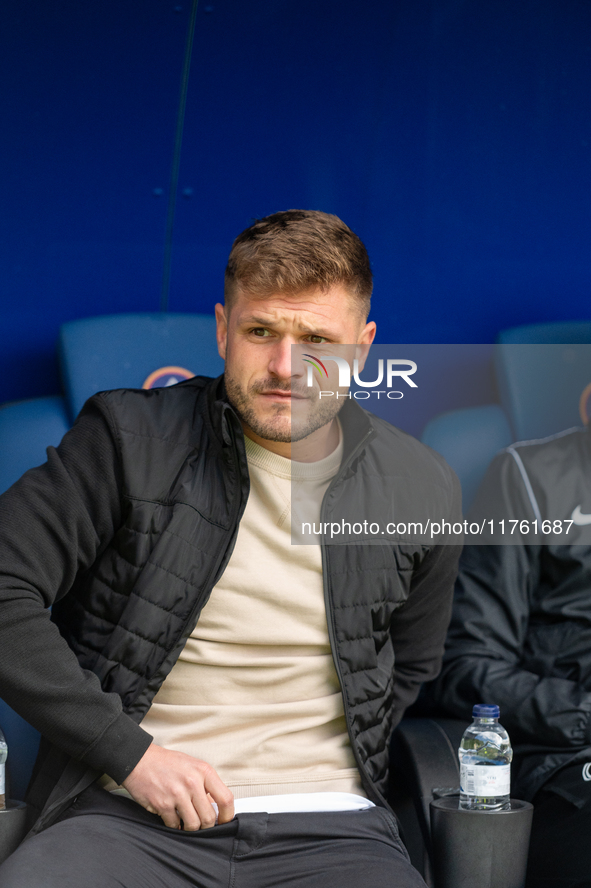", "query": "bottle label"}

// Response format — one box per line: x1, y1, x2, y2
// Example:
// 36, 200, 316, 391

0, 763, 4, 795
460, 762, 510, 796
